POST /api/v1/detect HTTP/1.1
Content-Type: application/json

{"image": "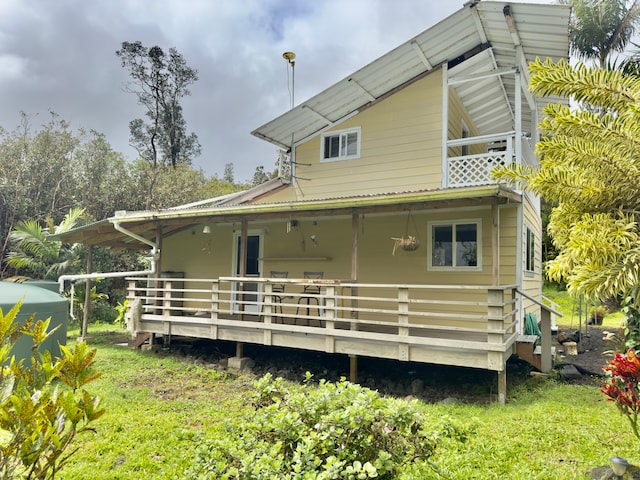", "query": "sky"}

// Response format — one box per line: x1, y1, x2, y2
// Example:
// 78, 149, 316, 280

0, 0, 554, 182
